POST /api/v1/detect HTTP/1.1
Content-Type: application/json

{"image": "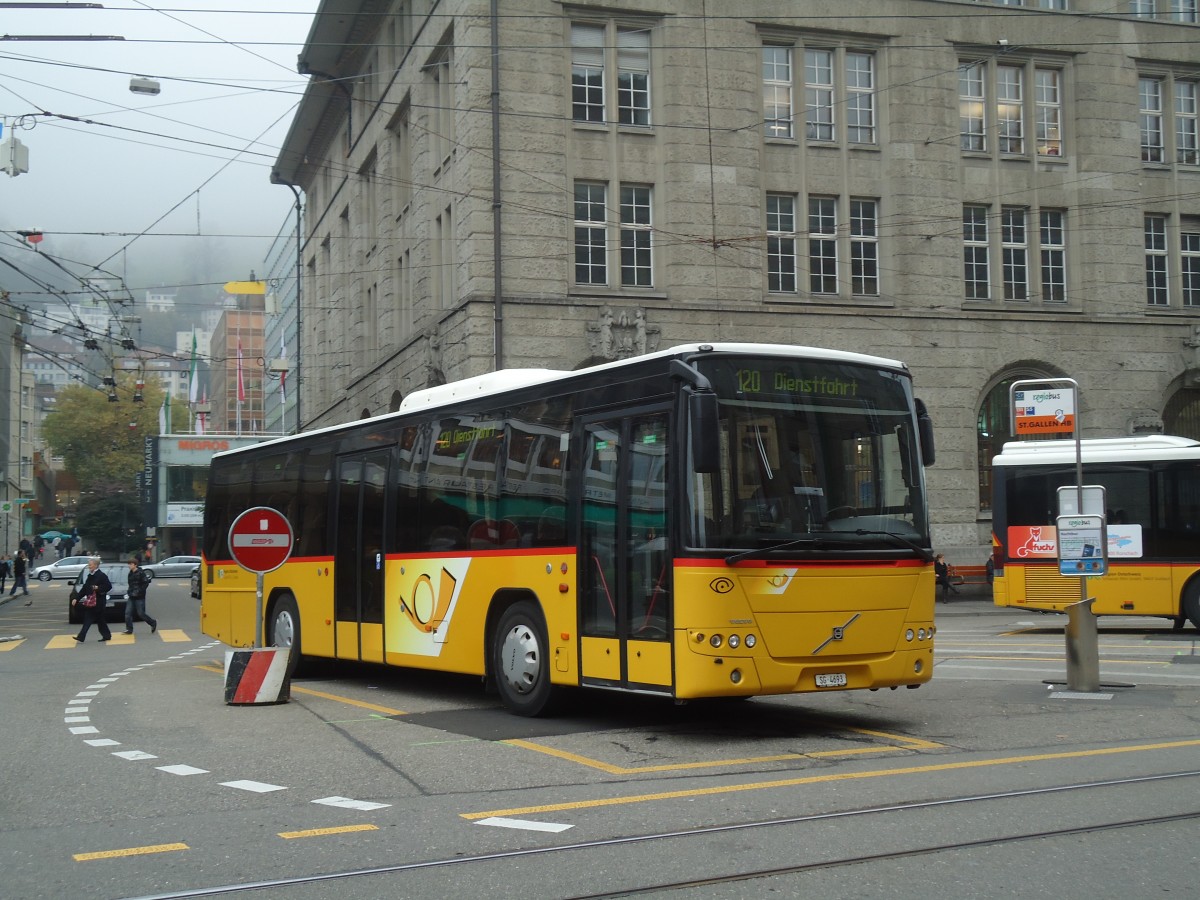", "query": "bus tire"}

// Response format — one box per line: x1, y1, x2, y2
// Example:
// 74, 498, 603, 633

493, 601, 558, 717
1184, 583, 1200, 632
268, 594, 304, 677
